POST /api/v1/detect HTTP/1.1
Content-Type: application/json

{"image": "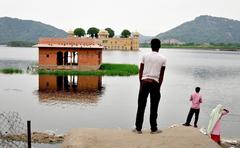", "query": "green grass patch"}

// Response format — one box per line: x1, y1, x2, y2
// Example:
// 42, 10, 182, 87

38, 63, 139, 76
0, 68, 23, 74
